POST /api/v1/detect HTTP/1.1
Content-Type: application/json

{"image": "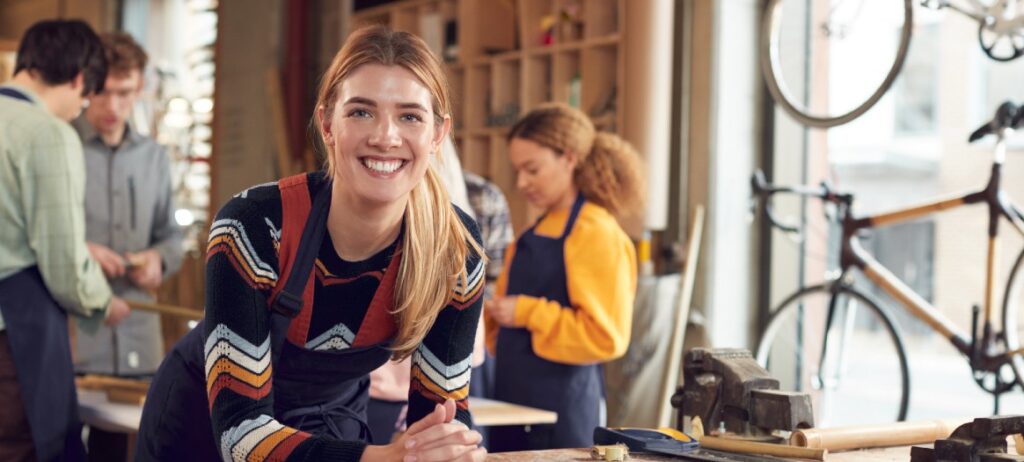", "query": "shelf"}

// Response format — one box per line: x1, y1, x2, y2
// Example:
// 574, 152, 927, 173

461, 135, 491, 179
490, 59, 521, 127
523, 53, 553, 110
583, 0, 619, 39
464, 127, 509, 137
581, 43, 618, 129
448, 66, 465, 130
490, 49, 524, 62
524, 33, 620, 55
552, 50, 581, 108
464, 63, 492, 131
